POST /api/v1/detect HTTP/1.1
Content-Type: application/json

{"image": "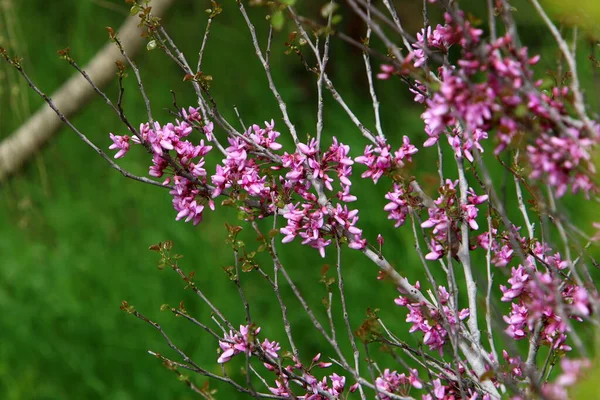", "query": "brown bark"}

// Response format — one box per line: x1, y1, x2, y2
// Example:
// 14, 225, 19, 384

0, 0, 175, 181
